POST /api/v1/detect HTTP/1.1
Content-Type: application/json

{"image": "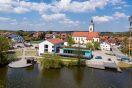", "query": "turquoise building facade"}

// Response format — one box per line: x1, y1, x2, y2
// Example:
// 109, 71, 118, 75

62, 48, 92, 58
